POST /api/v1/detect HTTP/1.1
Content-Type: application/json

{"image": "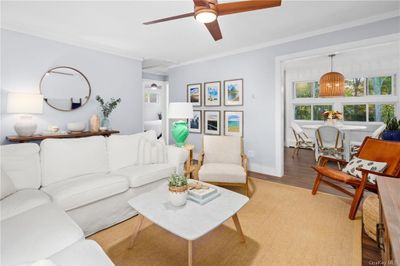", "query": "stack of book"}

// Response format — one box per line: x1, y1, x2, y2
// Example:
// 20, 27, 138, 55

188, 180, 220, 205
